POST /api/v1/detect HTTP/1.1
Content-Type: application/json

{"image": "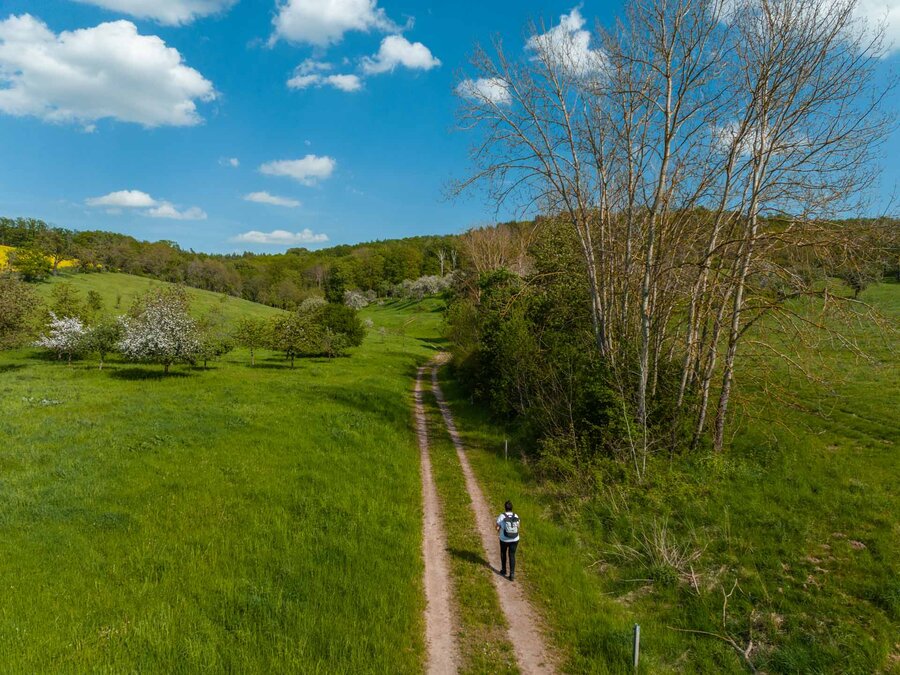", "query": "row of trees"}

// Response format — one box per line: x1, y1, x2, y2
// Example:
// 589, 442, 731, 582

454, 0, 898, 469
234, 299, 366, 368
0, 277, 366, 372
0, 217, 462, 309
